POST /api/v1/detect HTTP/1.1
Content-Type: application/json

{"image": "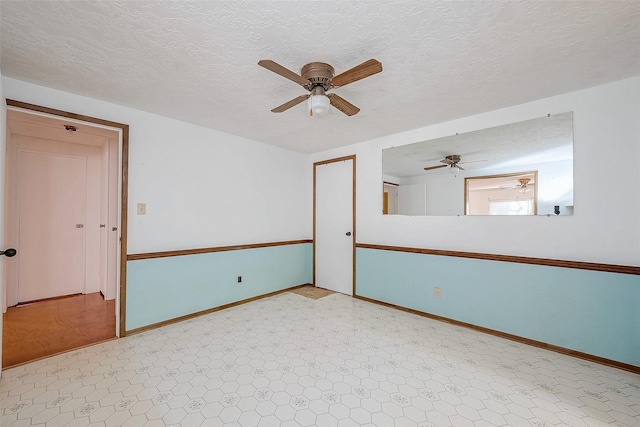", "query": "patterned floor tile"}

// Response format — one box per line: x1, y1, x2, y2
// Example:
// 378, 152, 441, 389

1, 292, 639, 426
